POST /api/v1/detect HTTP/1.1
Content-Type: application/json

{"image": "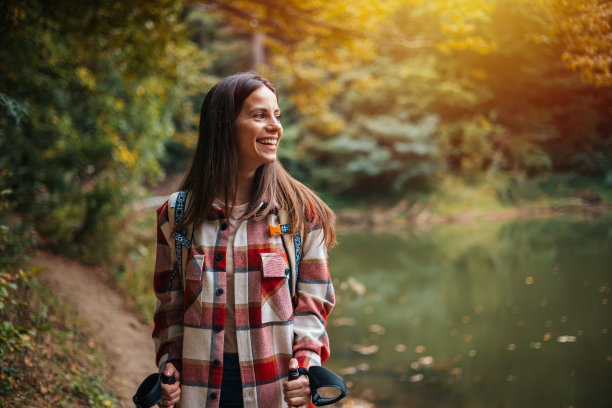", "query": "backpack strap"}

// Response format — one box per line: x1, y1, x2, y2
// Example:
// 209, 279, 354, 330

166, 190, 193, 292
278, 209, 303, 300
